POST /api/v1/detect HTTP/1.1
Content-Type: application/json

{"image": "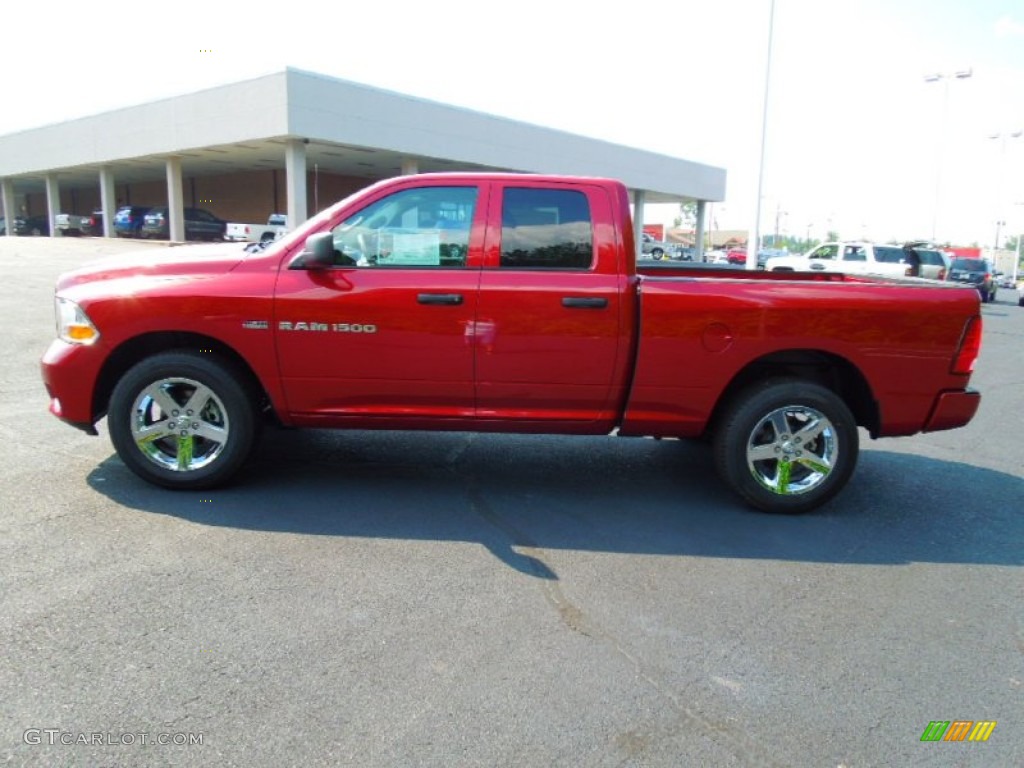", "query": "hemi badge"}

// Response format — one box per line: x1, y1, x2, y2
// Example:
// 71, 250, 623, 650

242, 320, 269, 330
